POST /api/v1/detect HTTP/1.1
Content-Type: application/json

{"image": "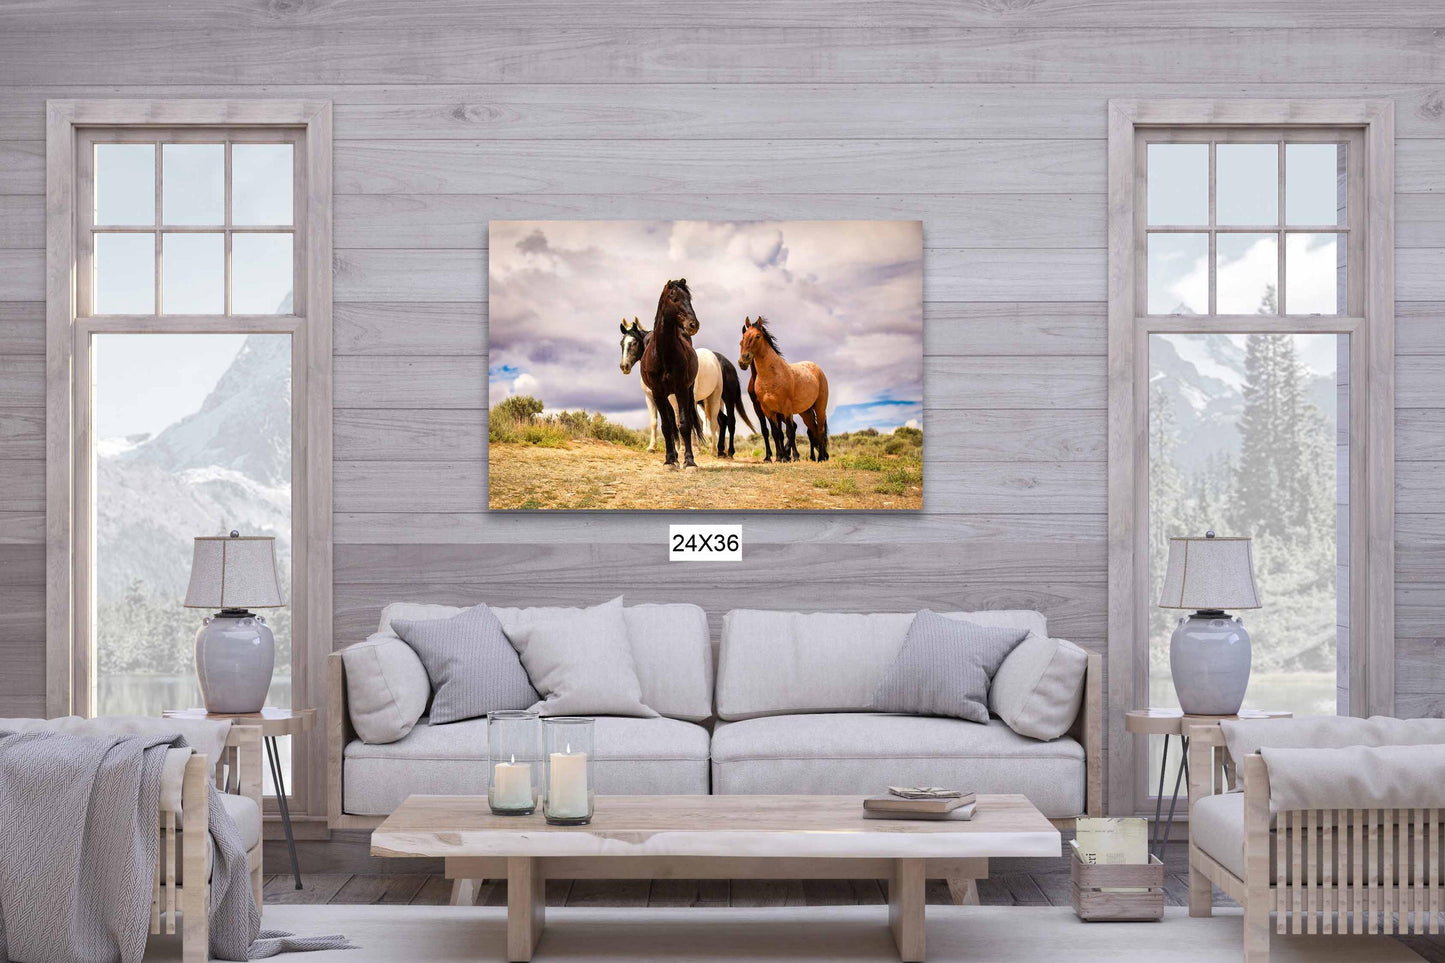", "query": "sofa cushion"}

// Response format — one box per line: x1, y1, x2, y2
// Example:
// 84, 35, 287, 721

392, 603, 539, 725
374, 600, 712, 722
716, 609, 1048, 721
989, 632, 1089, 741
1221, 715, 1445, 764
710, 712, 1084, 818
1190, 792, 1445, 883
218, 792, 262, 851
869, 611, 1028, 723
340, 635, 432, 744
343, 716, 710, 816
506, 596, 658, 718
